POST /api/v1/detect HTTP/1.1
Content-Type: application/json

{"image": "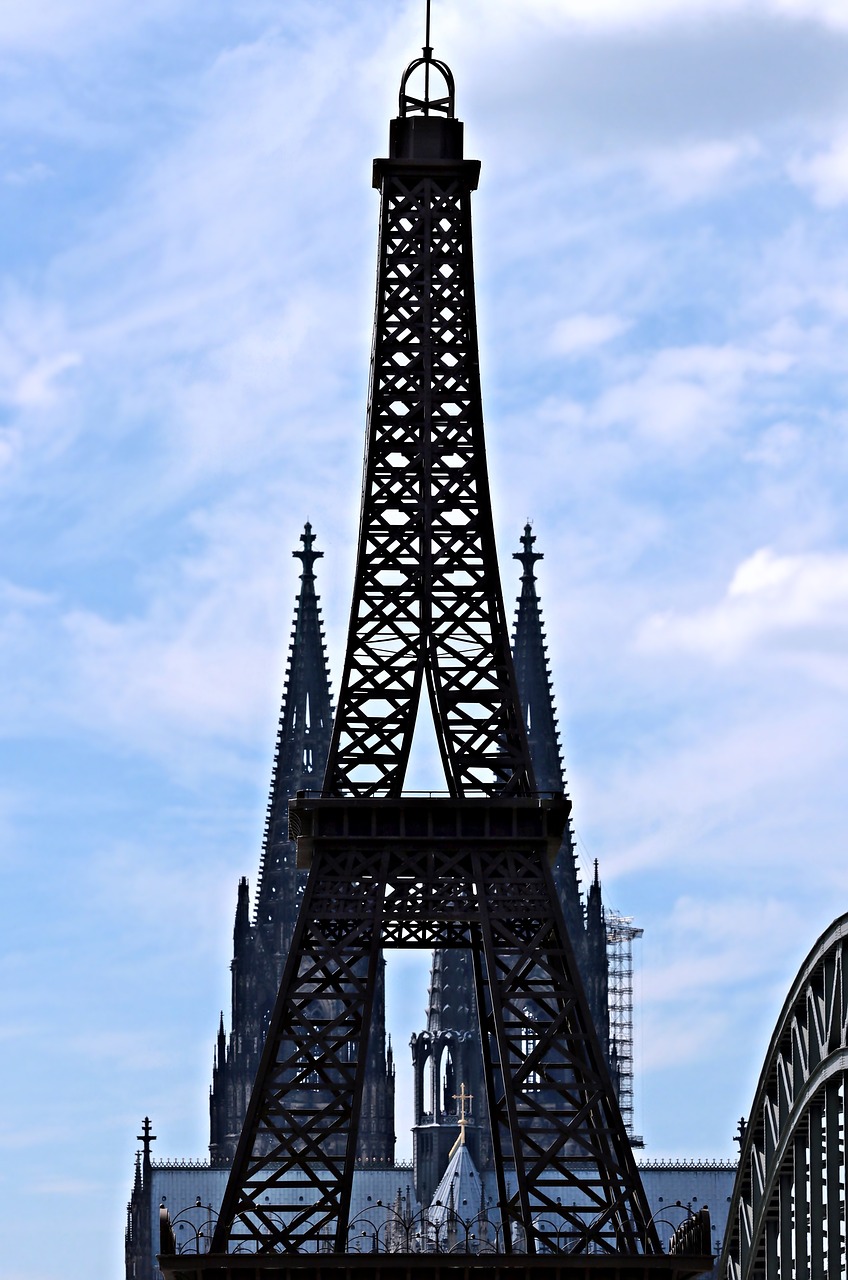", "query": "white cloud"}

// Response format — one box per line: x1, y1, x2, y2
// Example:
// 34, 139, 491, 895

635, 892, 816, 1098
3, 161, 51, 186
773, 0, 848, 31
639, 1006, 731, 1072
550, 312, 629, 356
578, 699, 843, 883
452, 0, 848, 37
789, 132, 848, 206
587, 343, 794, 448
461, 3, 848, 174
14, 351, 80, 407
743, 421, 803, 467
0, 299, 79, 411
639, 137, 761, 203
644, 896, 803, 1004
0, 0, 193, 55
639, 547, 848, 668
60, 502, 290, 758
